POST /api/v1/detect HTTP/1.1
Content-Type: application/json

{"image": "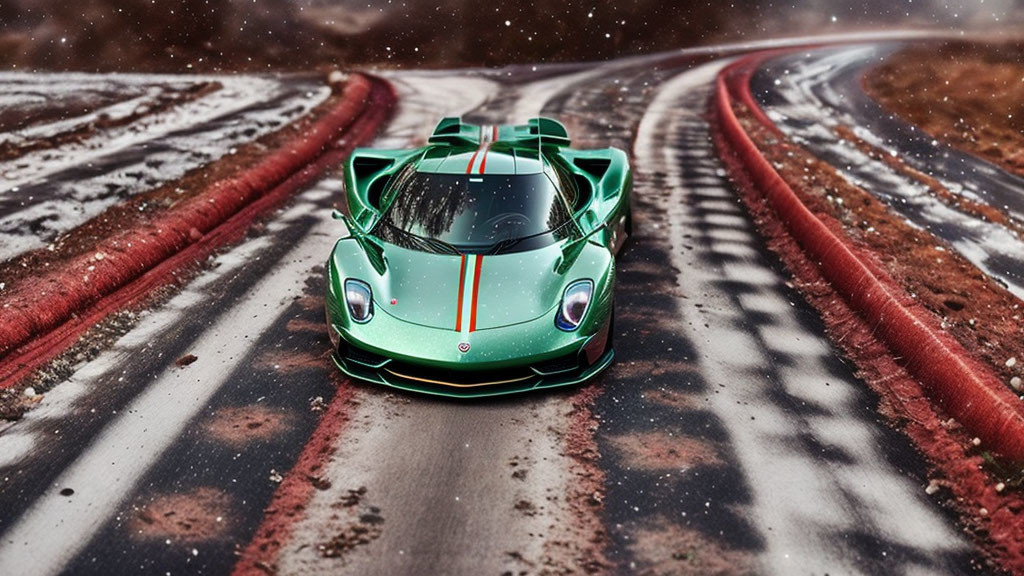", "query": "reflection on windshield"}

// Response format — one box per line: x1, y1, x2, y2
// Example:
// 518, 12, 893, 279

375, 171, 575, 254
